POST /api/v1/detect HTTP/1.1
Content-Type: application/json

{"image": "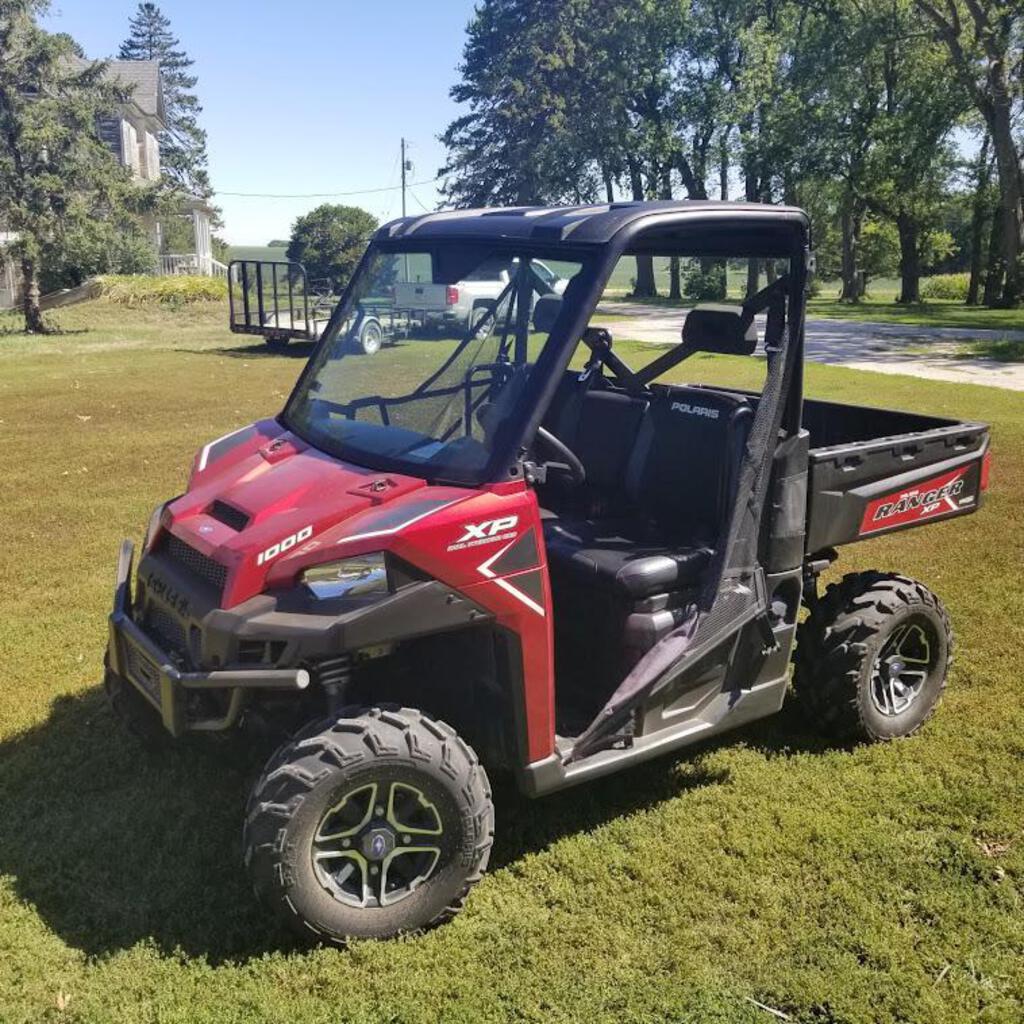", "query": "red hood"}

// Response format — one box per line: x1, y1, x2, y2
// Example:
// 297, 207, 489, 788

158, 422, 474, 605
